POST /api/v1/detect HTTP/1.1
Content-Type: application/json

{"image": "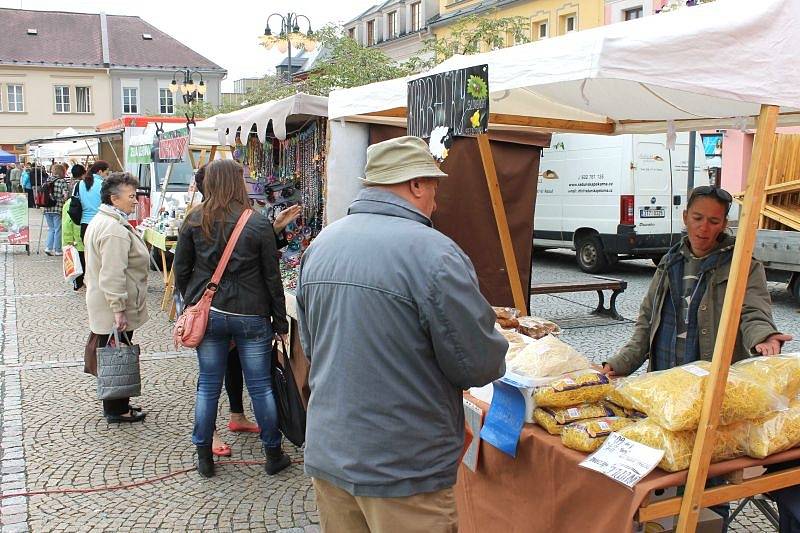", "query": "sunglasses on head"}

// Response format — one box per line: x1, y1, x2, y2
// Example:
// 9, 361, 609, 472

689, 185, 732, 214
